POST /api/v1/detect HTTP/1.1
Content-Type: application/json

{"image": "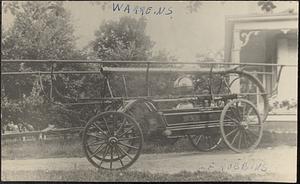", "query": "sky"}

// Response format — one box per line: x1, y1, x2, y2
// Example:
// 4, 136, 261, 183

2, 1, 298, 61
63, 1, 250, 60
